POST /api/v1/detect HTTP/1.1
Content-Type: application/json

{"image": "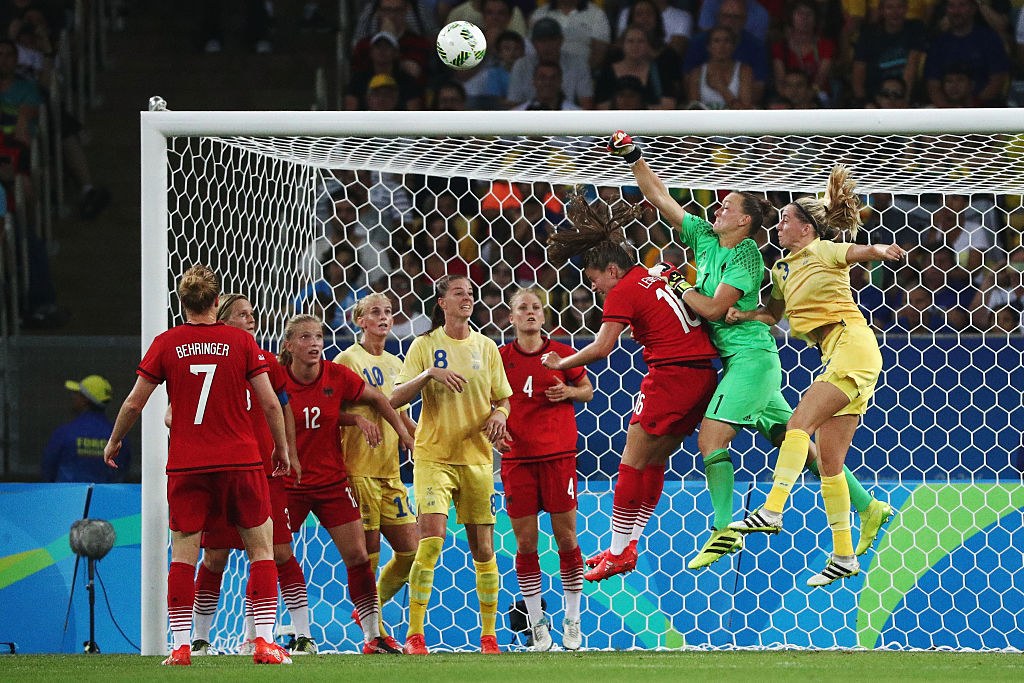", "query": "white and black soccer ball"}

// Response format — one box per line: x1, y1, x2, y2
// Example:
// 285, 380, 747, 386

436, 21, 486, 71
